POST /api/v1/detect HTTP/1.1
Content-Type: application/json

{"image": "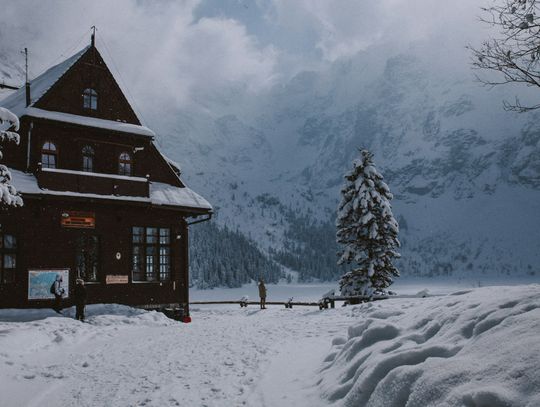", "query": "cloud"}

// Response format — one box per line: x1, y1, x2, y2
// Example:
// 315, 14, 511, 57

0, 0, 495, 117
269, 0, 489, 62
0, 0, 278, 110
